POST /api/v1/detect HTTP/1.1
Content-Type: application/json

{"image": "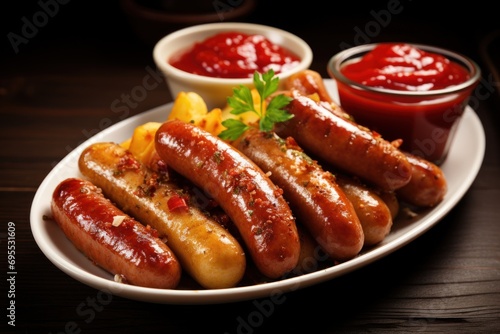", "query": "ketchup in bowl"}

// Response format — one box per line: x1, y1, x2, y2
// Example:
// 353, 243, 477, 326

328, 43, 481, 164
340, 43, 470, 91
154, 23, 312, 110
169, 32, 301, 78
